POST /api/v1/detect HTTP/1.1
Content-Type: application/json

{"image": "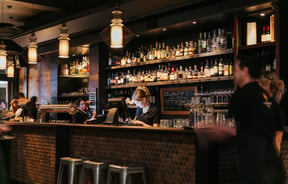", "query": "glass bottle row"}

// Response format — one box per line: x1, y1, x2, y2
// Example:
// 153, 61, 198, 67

107, 57, 234, 86
59, 56, 90, 76
108, 28, 233, 67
